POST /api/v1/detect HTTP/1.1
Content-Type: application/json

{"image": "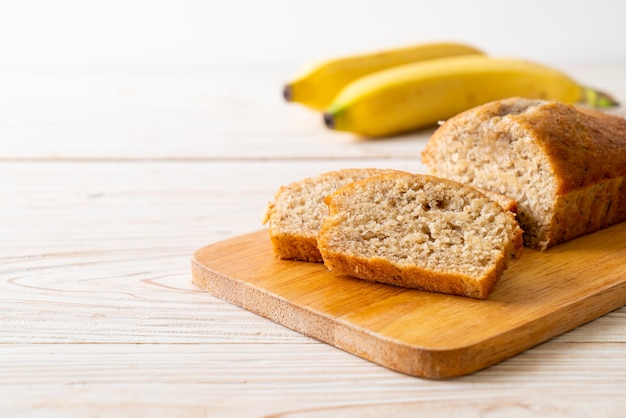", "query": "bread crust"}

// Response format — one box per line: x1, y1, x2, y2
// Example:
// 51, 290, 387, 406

318, 250, 506, 299
514, 102, 626, 194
